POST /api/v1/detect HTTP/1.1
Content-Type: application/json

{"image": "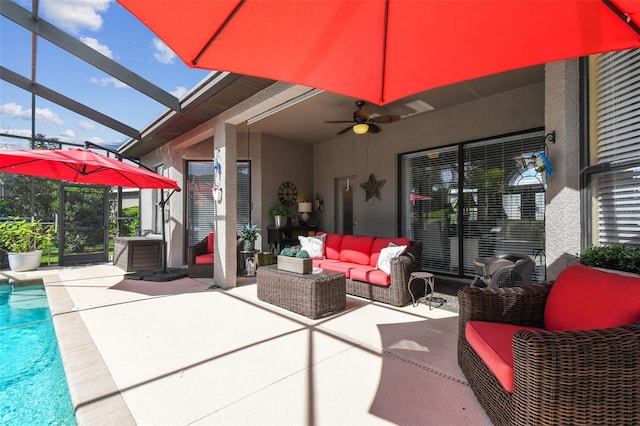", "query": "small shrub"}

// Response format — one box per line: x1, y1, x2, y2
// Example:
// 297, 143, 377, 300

579, 244, 640, 275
